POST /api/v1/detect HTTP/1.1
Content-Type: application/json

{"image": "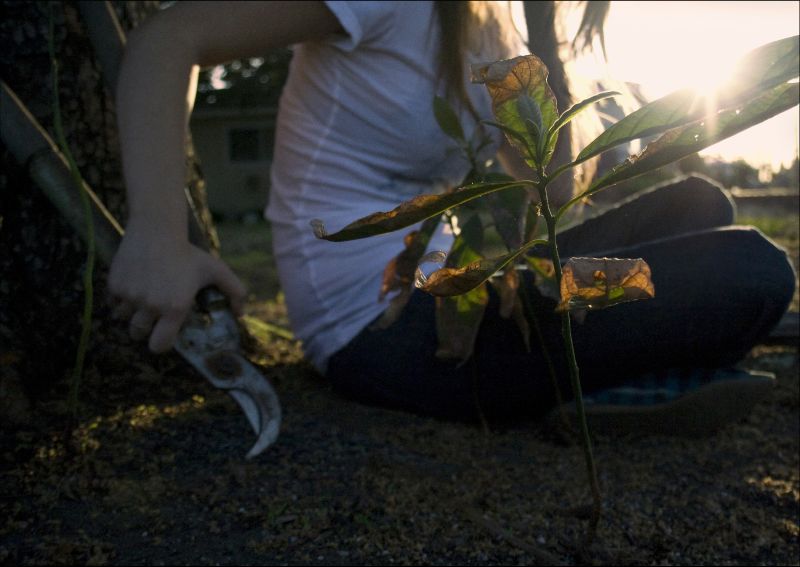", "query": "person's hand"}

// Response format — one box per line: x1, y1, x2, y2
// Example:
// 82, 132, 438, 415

108, 222, 247, 353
